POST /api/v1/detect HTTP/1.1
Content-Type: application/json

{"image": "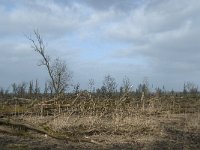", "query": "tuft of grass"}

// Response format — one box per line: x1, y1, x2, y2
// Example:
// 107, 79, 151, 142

6, 143, 28, 150
184, 112, 200, 132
